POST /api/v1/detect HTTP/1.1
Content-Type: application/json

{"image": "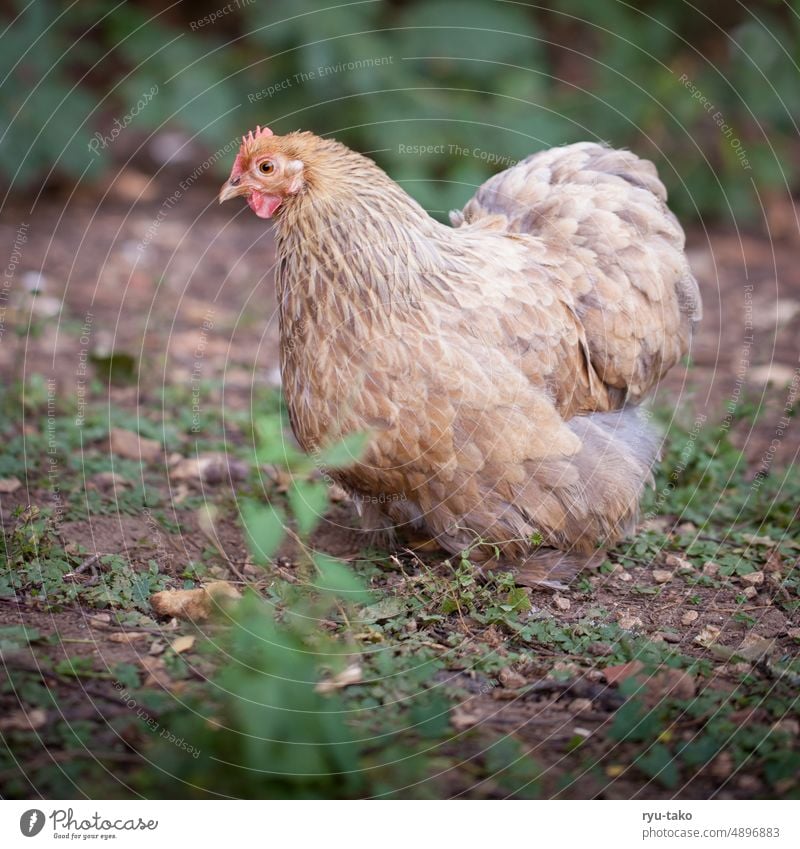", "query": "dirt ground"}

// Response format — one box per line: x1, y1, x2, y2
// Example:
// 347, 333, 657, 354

0, 162, 798, 799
